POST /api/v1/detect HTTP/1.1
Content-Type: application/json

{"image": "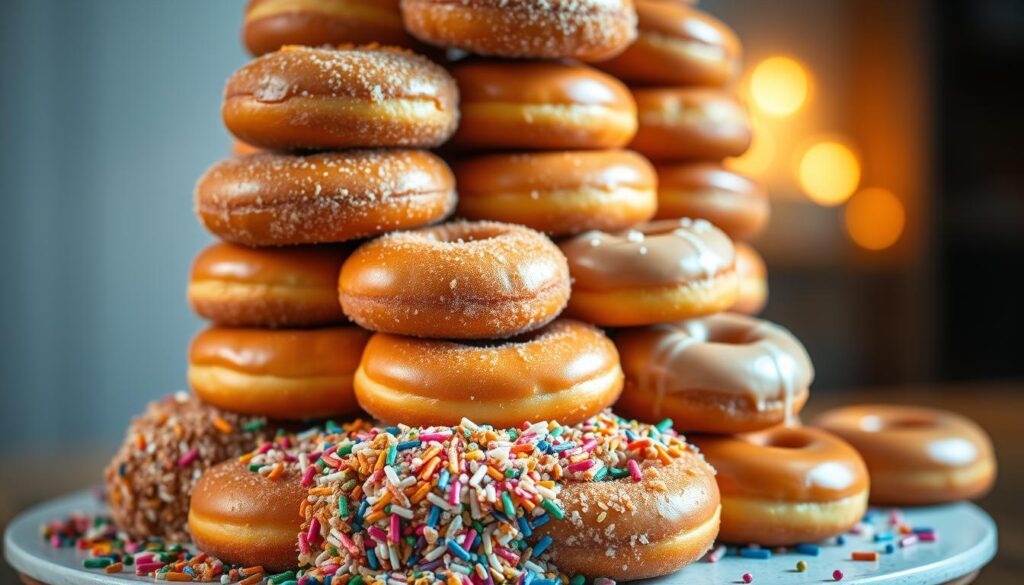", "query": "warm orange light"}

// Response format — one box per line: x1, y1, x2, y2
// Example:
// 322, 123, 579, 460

797, 140, 861, 206
750, 56, 810, 116
844, 188, 905, 250
726, 115, 774, 178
